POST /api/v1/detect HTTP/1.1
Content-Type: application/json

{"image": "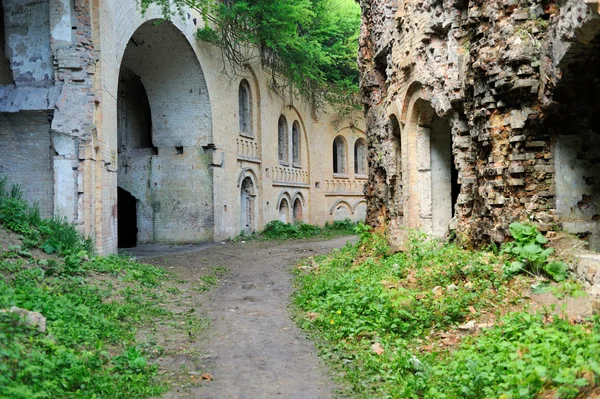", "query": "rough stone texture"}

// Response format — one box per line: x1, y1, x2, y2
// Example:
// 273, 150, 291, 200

359, 0, 600, 250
